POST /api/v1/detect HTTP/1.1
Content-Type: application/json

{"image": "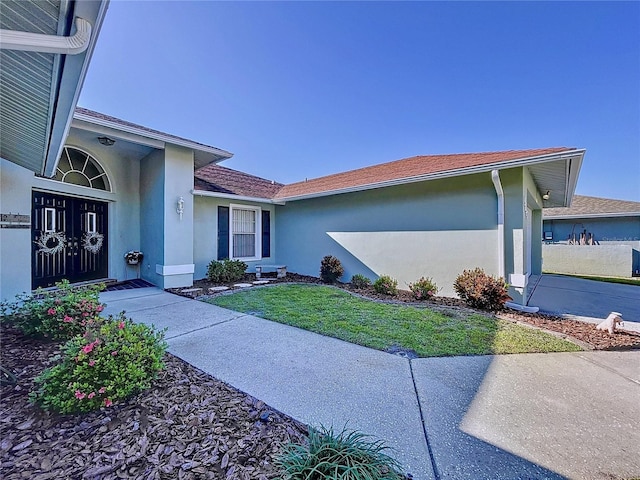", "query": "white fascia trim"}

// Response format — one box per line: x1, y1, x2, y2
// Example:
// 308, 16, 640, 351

564, 154, 584, 207
276, 149, 587, 203
73, 112, 233, 159
156, 264, 195, 276
192, 189, 285, 205
0, 17, 92, 54
43, 3, 110, 177
544, 212, 640, 220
